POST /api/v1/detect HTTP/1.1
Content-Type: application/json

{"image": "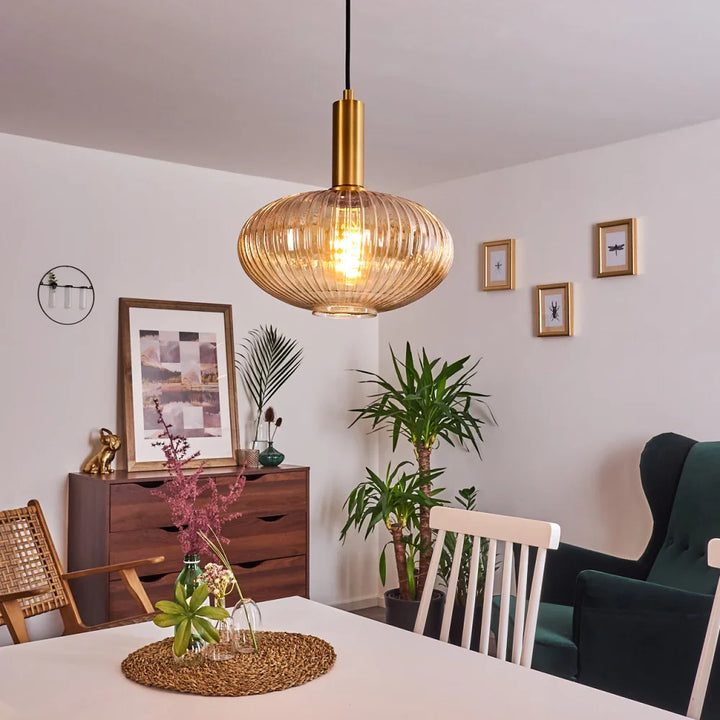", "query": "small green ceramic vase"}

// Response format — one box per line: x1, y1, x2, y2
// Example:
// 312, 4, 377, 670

259, 441, 284, 467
